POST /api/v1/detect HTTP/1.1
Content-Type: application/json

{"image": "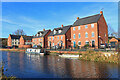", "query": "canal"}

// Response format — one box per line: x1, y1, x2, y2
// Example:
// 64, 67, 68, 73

1, 51, 119, 78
